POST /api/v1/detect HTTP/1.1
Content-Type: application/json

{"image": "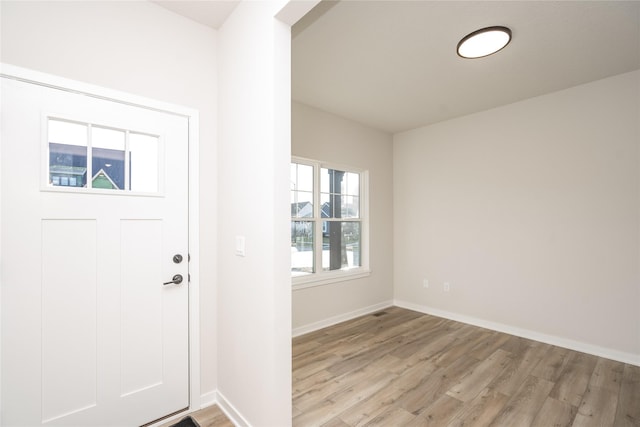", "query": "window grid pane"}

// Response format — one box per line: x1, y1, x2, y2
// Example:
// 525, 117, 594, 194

48, 119, 88, 188
322, 221, 361, 271
320, 167, 360, 220
291, 190, 313, 218
129, 133, 159, 192
291, 220, 314, 275
91, 127, 125, 190
291, 162, 315, 219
